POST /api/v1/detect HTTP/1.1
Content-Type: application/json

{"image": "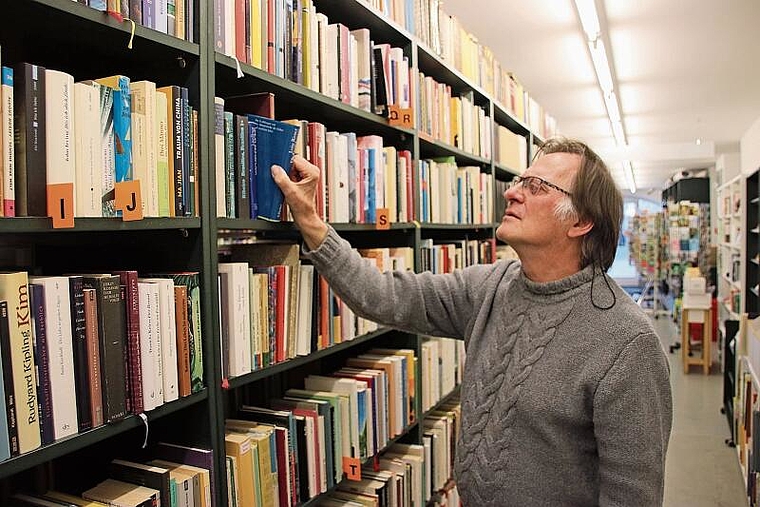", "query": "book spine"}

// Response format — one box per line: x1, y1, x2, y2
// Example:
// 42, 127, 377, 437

13, 63, 47, 217
248, 119, 258, 219
192, 109, 200, 217
29, 283, 53, 445
171, 87, 185, 217
0, 301, 17, 458
68, 277, 92, 432
143, 0, 156, 28
224, 112, 235, 218
173, 285, 191, 397
83, 288, 104, 427
2, 67, 14, 217
235, 115, 250, 219
181, 87, 191, 216
130, 0, 143, 23
112, 76, 133, 184
117, 271, 144, 414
